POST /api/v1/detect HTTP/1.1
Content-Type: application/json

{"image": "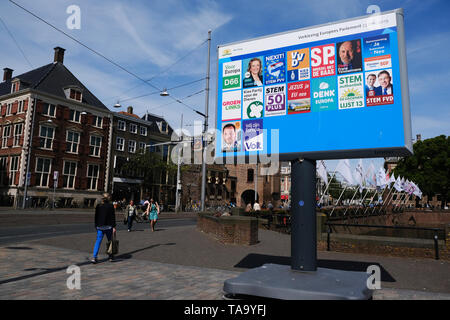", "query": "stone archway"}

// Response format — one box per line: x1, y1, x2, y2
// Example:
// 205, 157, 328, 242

241, 189, 259, 207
